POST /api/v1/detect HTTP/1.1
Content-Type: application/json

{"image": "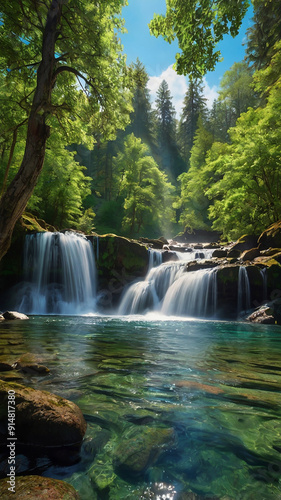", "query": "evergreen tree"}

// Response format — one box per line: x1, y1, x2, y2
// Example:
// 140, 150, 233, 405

218, 62, 257, 124
246, 0, 281, 70
127, 60, 154, 149
178, 79, 207, 166
154, 80, 184, 181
